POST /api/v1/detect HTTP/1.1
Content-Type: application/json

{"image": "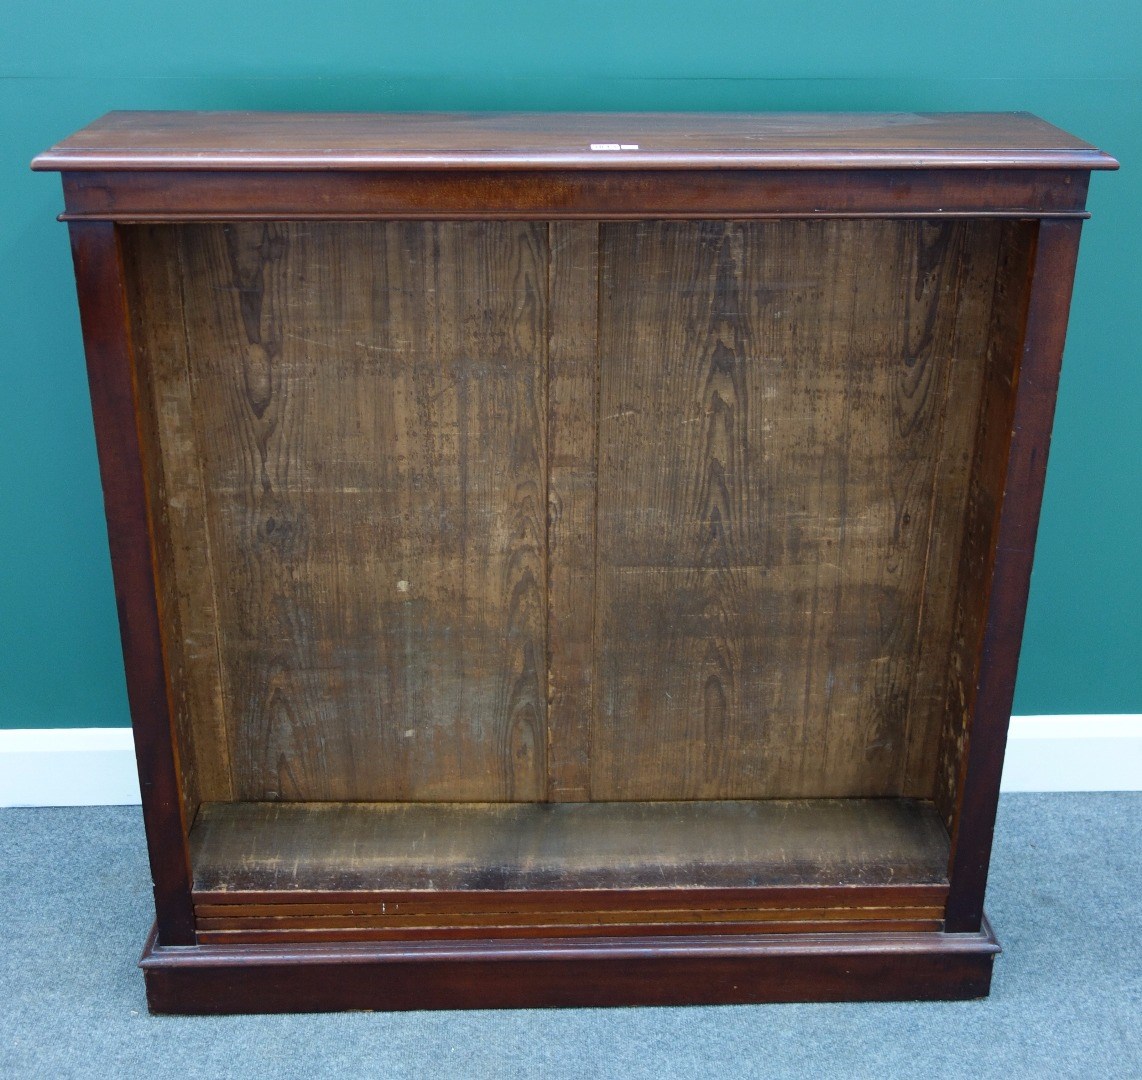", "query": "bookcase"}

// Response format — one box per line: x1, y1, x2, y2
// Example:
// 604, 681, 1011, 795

34, 111, 1115, 1013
